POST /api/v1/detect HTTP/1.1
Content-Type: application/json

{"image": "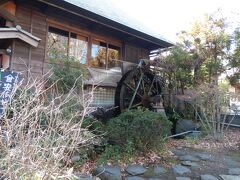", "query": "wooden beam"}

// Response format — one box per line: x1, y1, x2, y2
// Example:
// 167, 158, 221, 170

0, 0, 10, 7
0, 31, 40, 47
2, 1, 16, 15
0, 7, 16, 22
